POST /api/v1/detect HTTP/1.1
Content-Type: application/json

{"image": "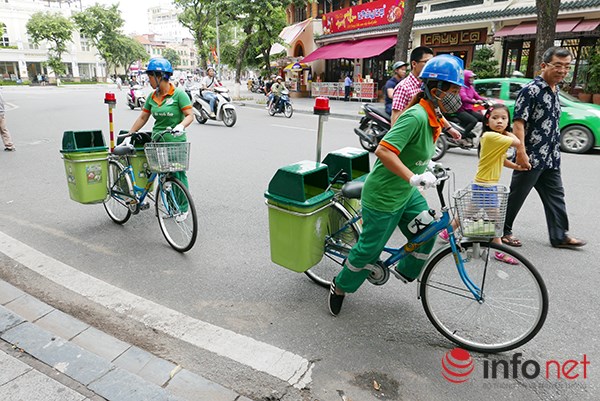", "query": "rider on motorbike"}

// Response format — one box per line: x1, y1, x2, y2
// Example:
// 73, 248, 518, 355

384, 61, 407, 115
183, 73, 195, 100
129, 75, 138, 103
268, 76, 286, 110
455, 70, 486, 144
201, 66, 221, 118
